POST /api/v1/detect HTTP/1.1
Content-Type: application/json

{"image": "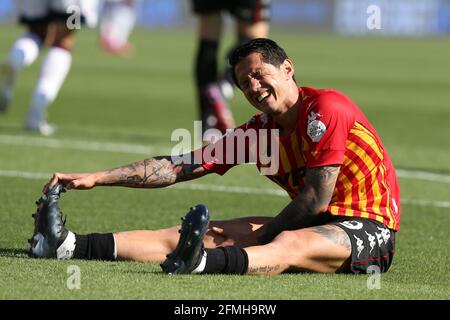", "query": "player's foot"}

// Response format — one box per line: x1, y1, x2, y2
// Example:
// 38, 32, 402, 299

24, 121, 57, 136
160, 204, 210, 275
0, 63, 14, 113
29, 183, 68, 258
100, 37, 134, 58
202, 83, 235, 135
